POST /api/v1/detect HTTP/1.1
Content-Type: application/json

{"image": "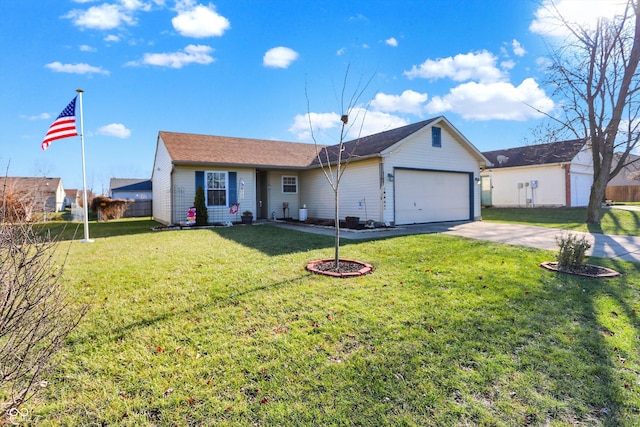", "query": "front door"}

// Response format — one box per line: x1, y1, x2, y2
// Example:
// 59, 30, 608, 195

256, 171, 269, 219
